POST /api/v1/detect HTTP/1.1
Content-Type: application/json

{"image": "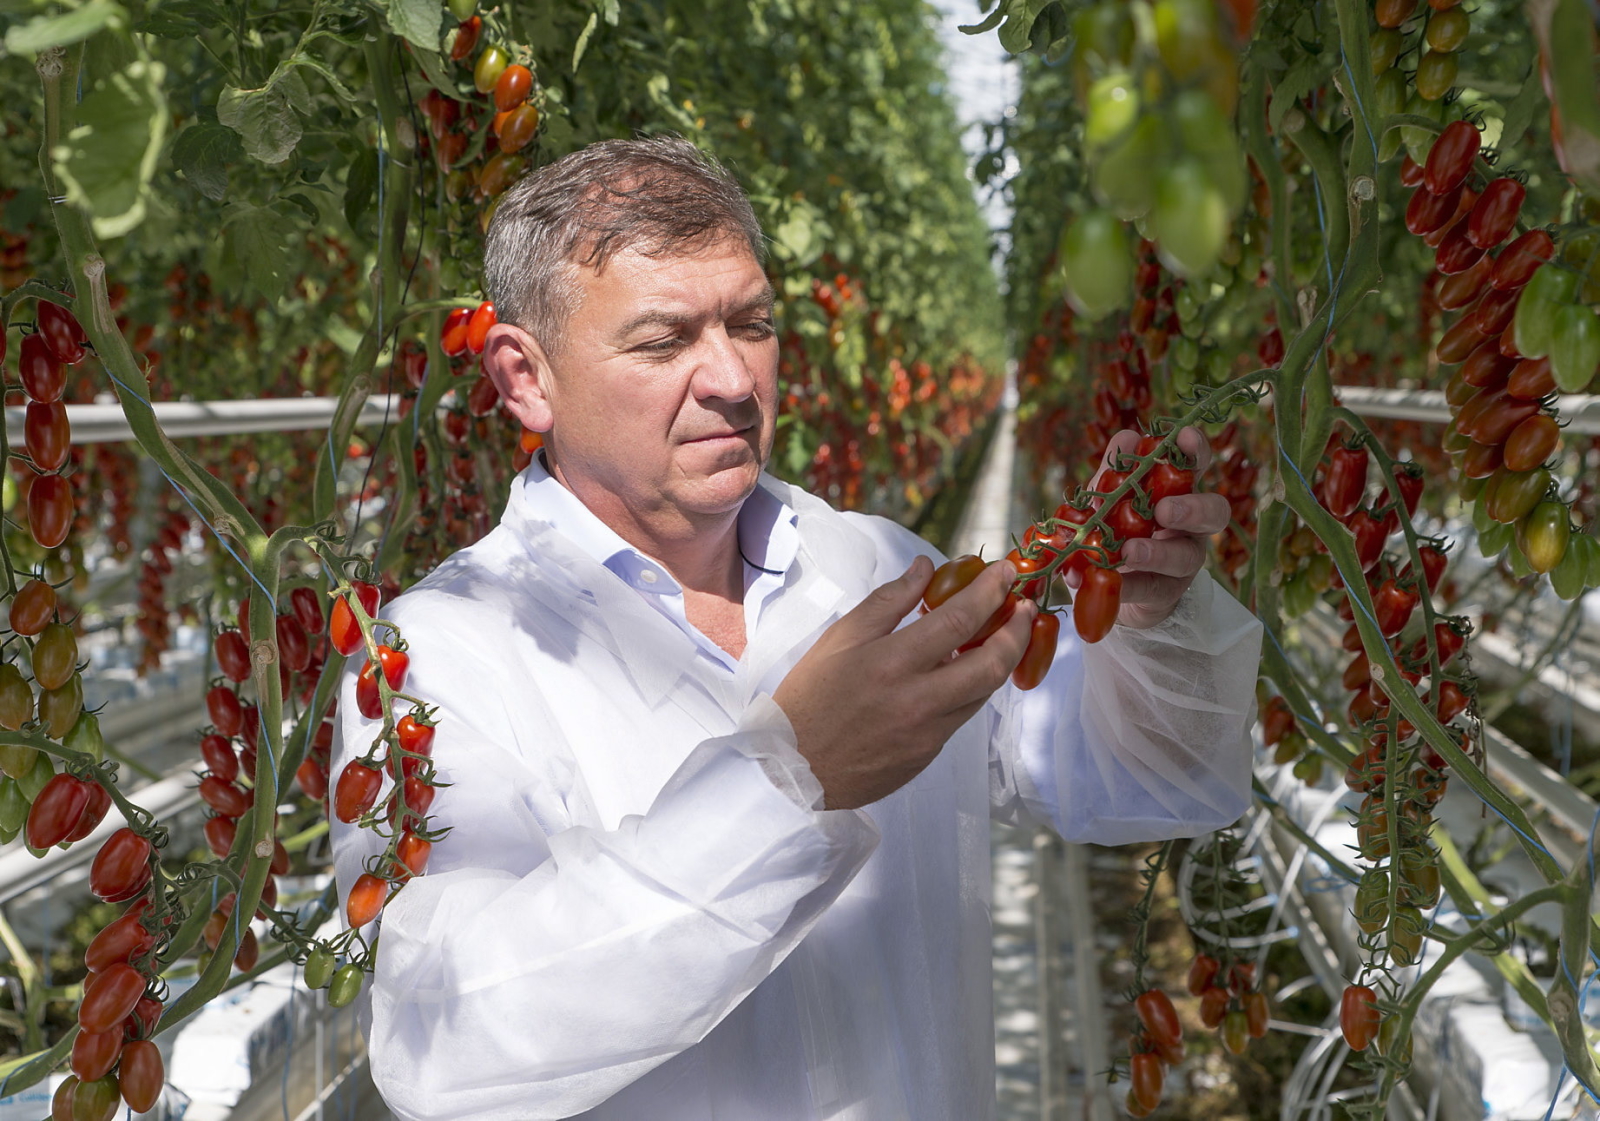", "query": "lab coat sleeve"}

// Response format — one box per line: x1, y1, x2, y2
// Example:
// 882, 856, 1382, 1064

329, 599, 881, 1121
992, 568, 1263, 844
